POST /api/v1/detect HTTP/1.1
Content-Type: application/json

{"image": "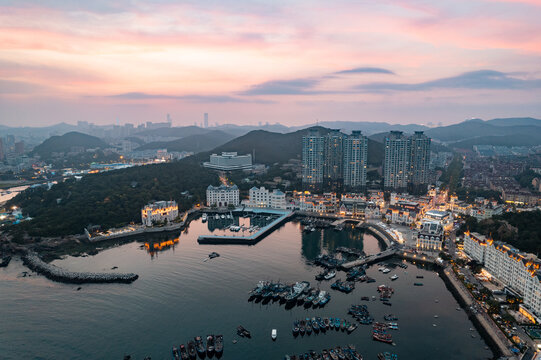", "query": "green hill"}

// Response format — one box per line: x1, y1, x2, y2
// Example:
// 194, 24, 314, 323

134, 126, 222, 138
137, 130, 235, 153
8, 156, 219, 236
32, 132, 109, 158
450, 134, 541, 149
